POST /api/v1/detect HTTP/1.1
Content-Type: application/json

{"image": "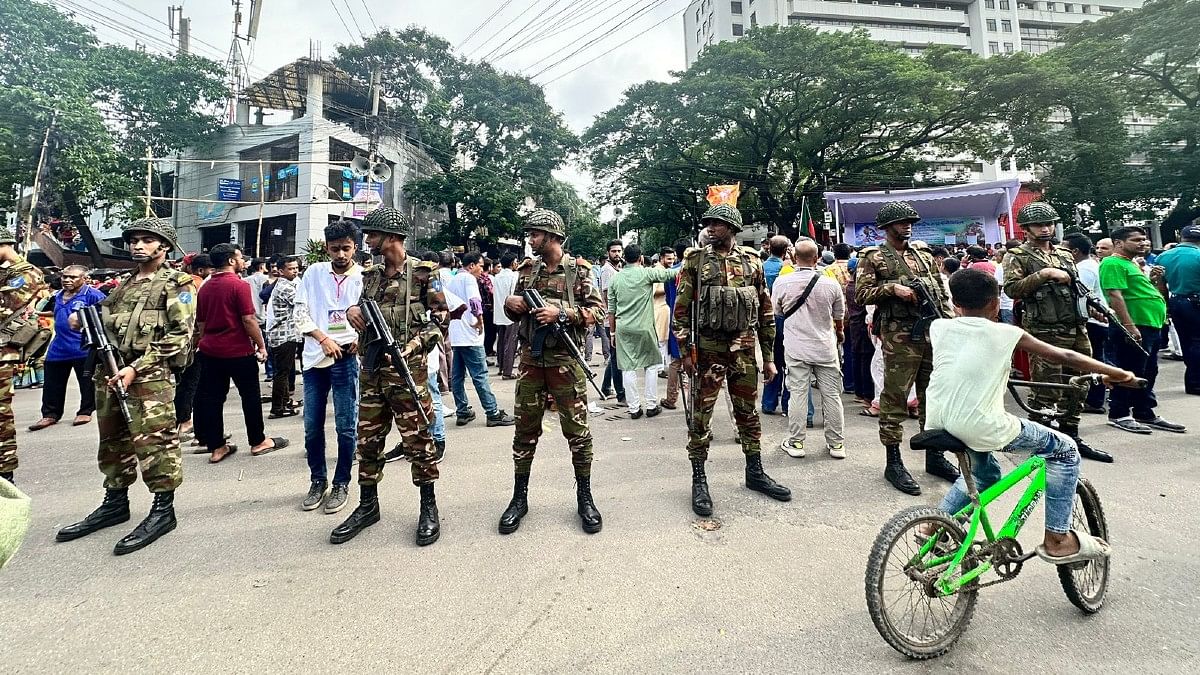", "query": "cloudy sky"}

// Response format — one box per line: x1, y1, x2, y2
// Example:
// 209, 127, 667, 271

58, 0, 690, 193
